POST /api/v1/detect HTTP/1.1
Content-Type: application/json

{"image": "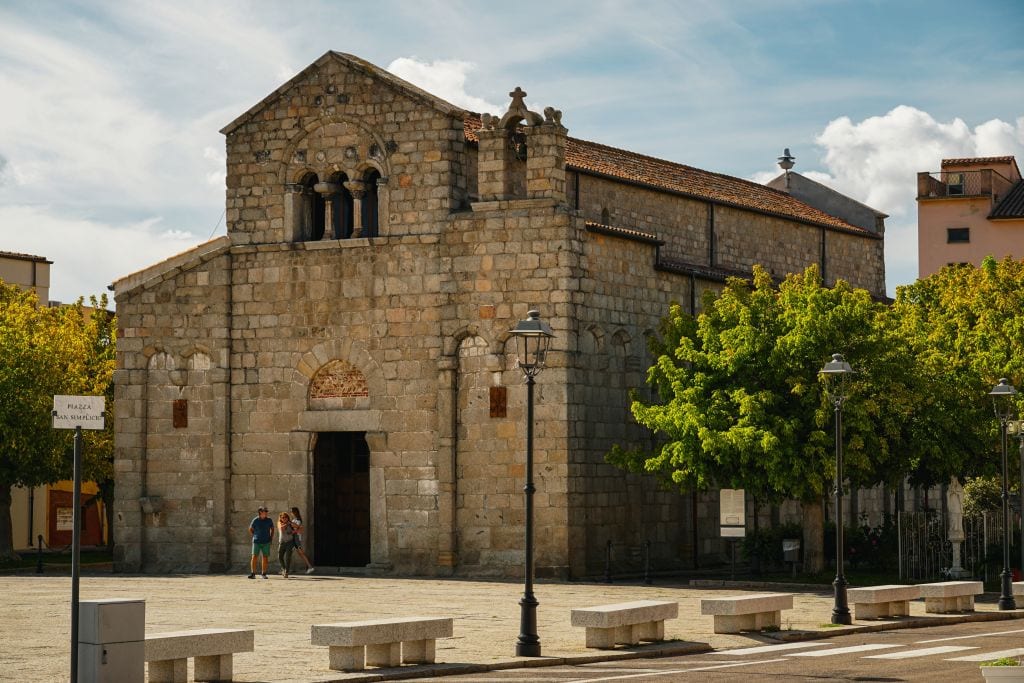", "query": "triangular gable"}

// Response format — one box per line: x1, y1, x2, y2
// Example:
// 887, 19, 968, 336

220, 51, 468, 136
112, 236, 230, 296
